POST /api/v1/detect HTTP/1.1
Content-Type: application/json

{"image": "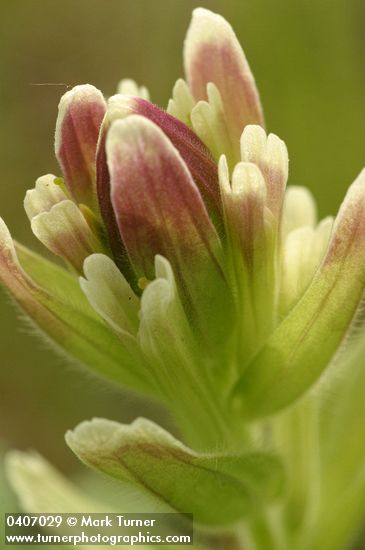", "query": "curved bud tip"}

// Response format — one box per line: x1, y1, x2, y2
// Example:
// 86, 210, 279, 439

30, 200, 105, 273
55, 84, 106, 208
0, 218, 21, 290
24, 174, 68, 220
80, 253, 139, 336
324, 168, 365, 266
0, 218, 57, 326
184, 8, 264, 157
